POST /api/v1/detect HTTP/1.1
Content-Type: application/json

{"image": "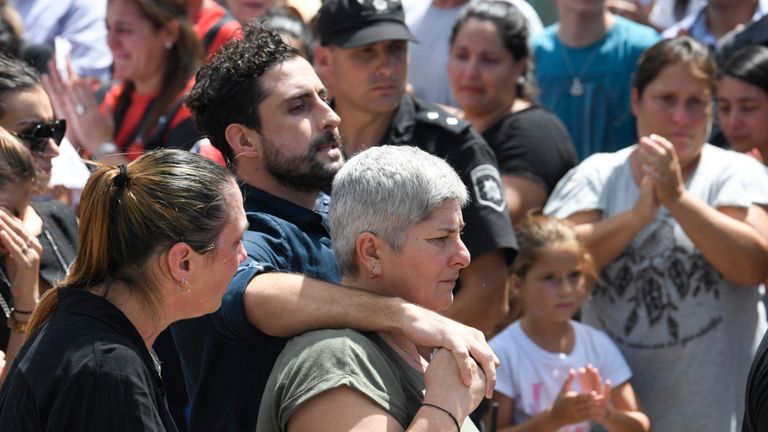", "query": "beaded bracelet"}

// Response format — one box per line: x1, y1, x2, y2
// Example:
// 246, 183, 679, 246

421, 403, 460, 431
